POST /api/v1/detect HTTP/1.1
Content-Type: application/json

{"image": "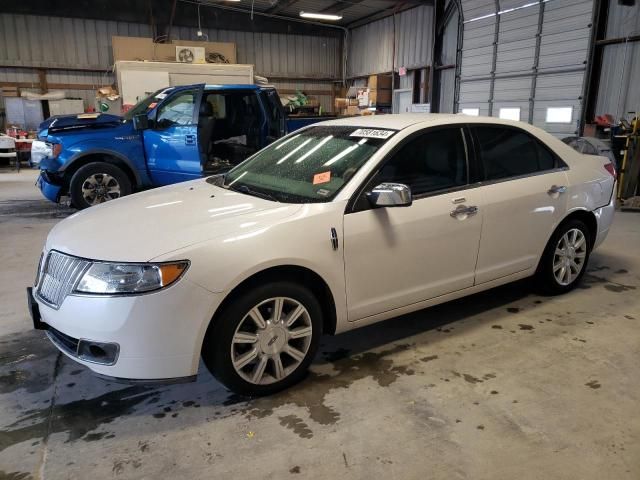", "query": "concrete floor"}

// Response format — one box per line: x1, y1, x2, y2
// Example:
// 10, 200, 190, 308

1, 168, 639, 480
